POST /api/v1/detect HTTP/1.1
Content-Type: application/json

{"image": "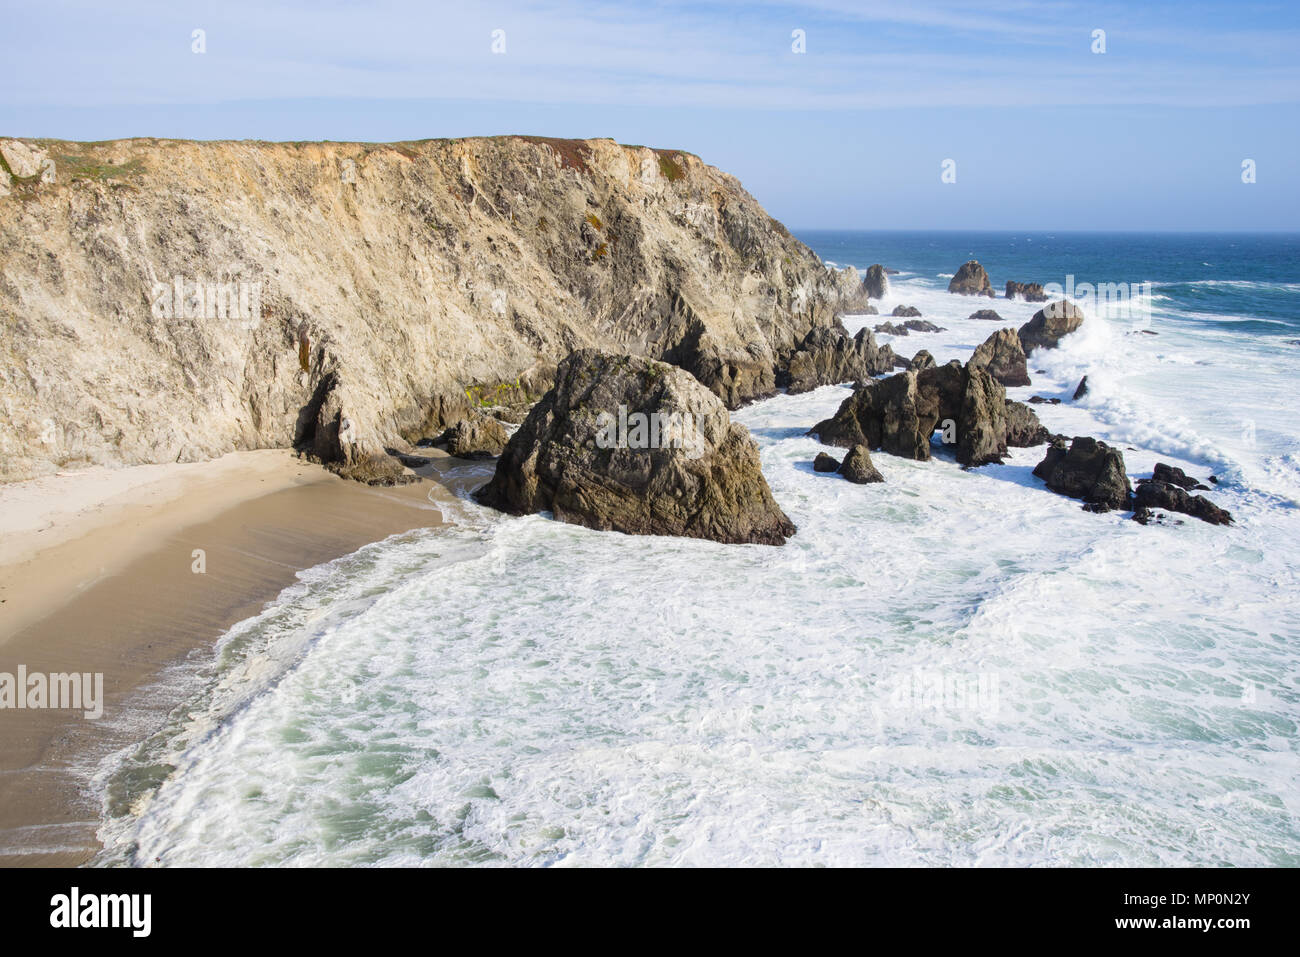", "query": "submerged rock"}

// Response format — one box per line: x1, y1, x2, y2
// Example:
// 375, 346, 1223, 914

476, 350, 796, 545
1133, 481, 1232, 526
1141, 462, 1210, 491
1032, 436, 1131, 512
948, 260, 995, 297
968, 309, 1004, 322
1018, 300, 1086, 353
1028, 395, 1061, 404
1005, 280, 1048, 302
838, 445, 885, 483
891, 305, 923, 318
969, 328, 1031, 387
875, 318, 944, 336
